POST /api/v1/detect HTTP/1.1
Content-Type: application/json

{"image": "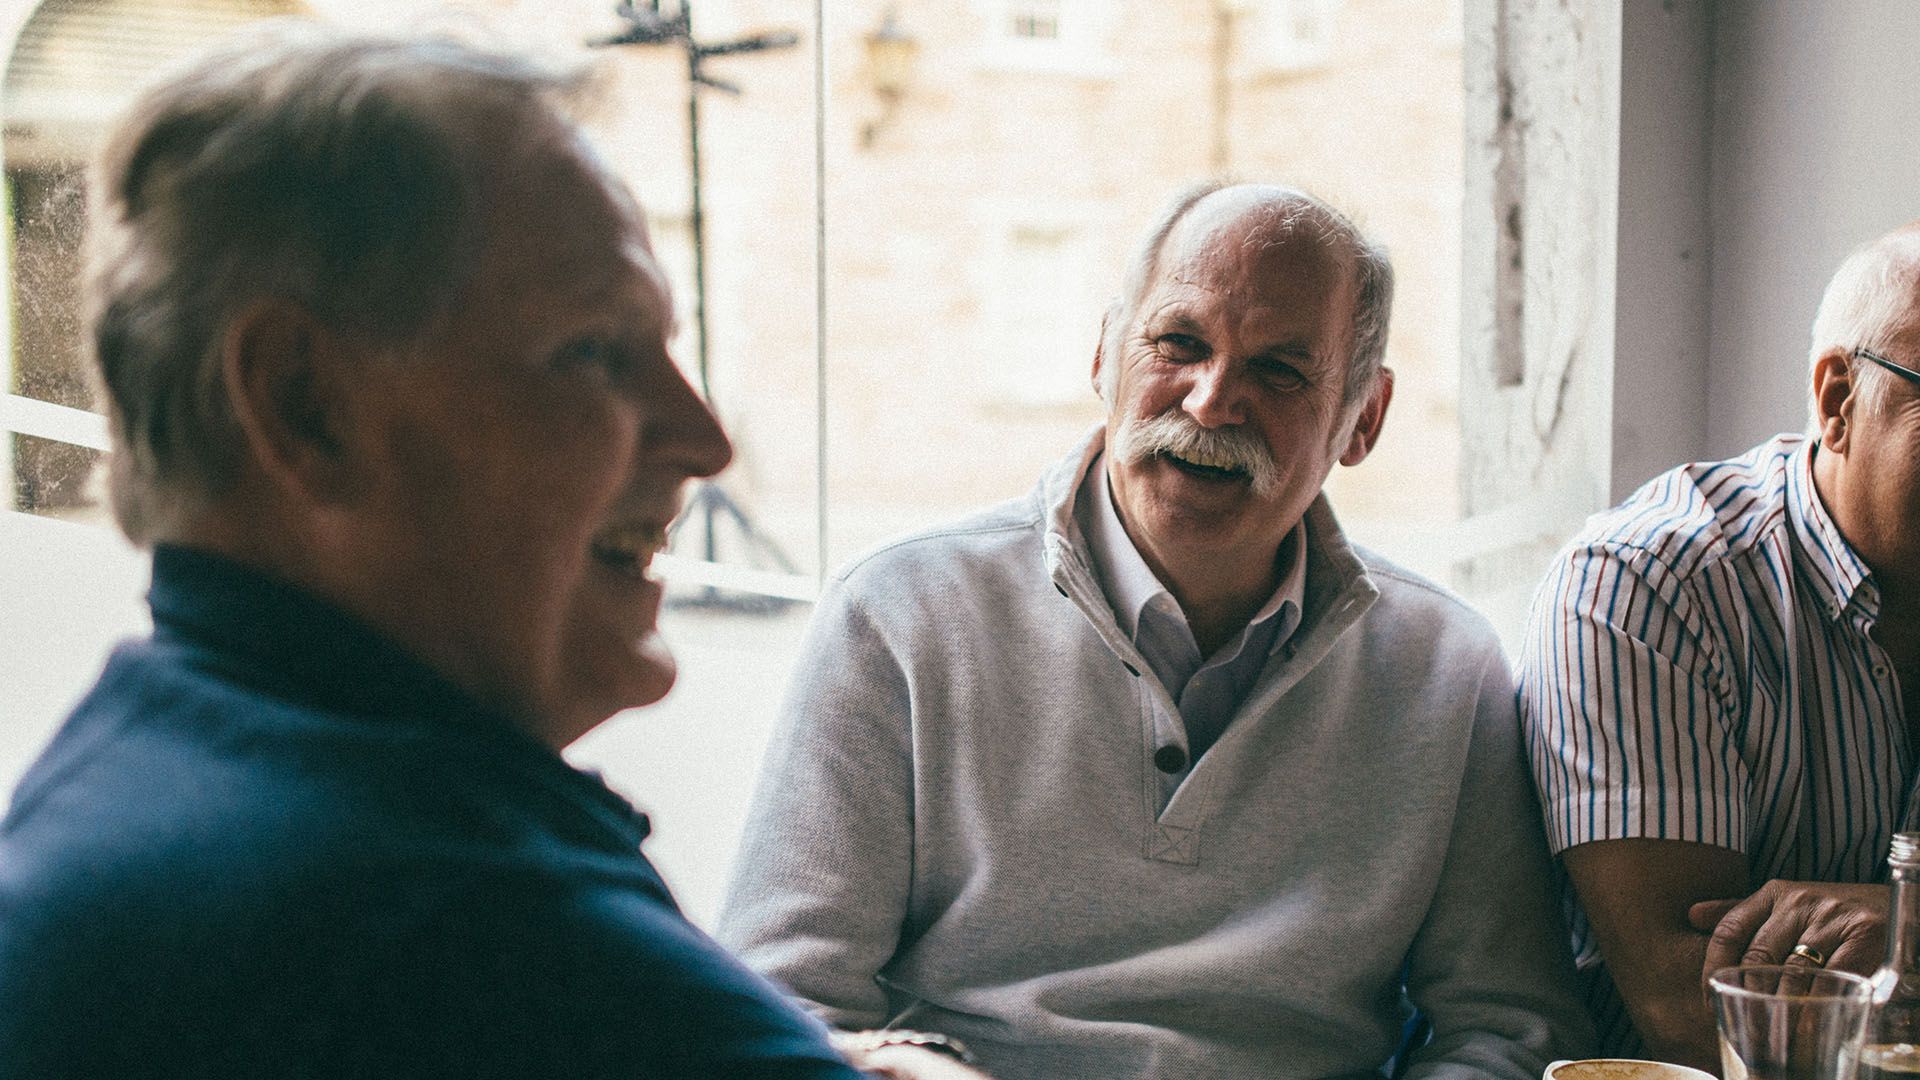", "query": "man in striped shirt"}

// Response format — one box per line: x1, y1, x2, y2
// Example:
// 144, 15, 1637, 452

1519, 225, 1920, 1068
